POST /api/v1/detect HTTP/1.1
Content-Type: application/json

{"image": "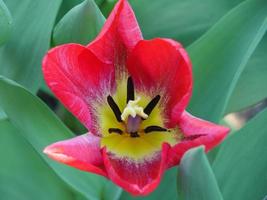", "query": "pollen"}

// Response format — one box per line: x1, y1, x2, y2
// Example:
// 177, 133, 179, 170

121, 97, 148, 121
